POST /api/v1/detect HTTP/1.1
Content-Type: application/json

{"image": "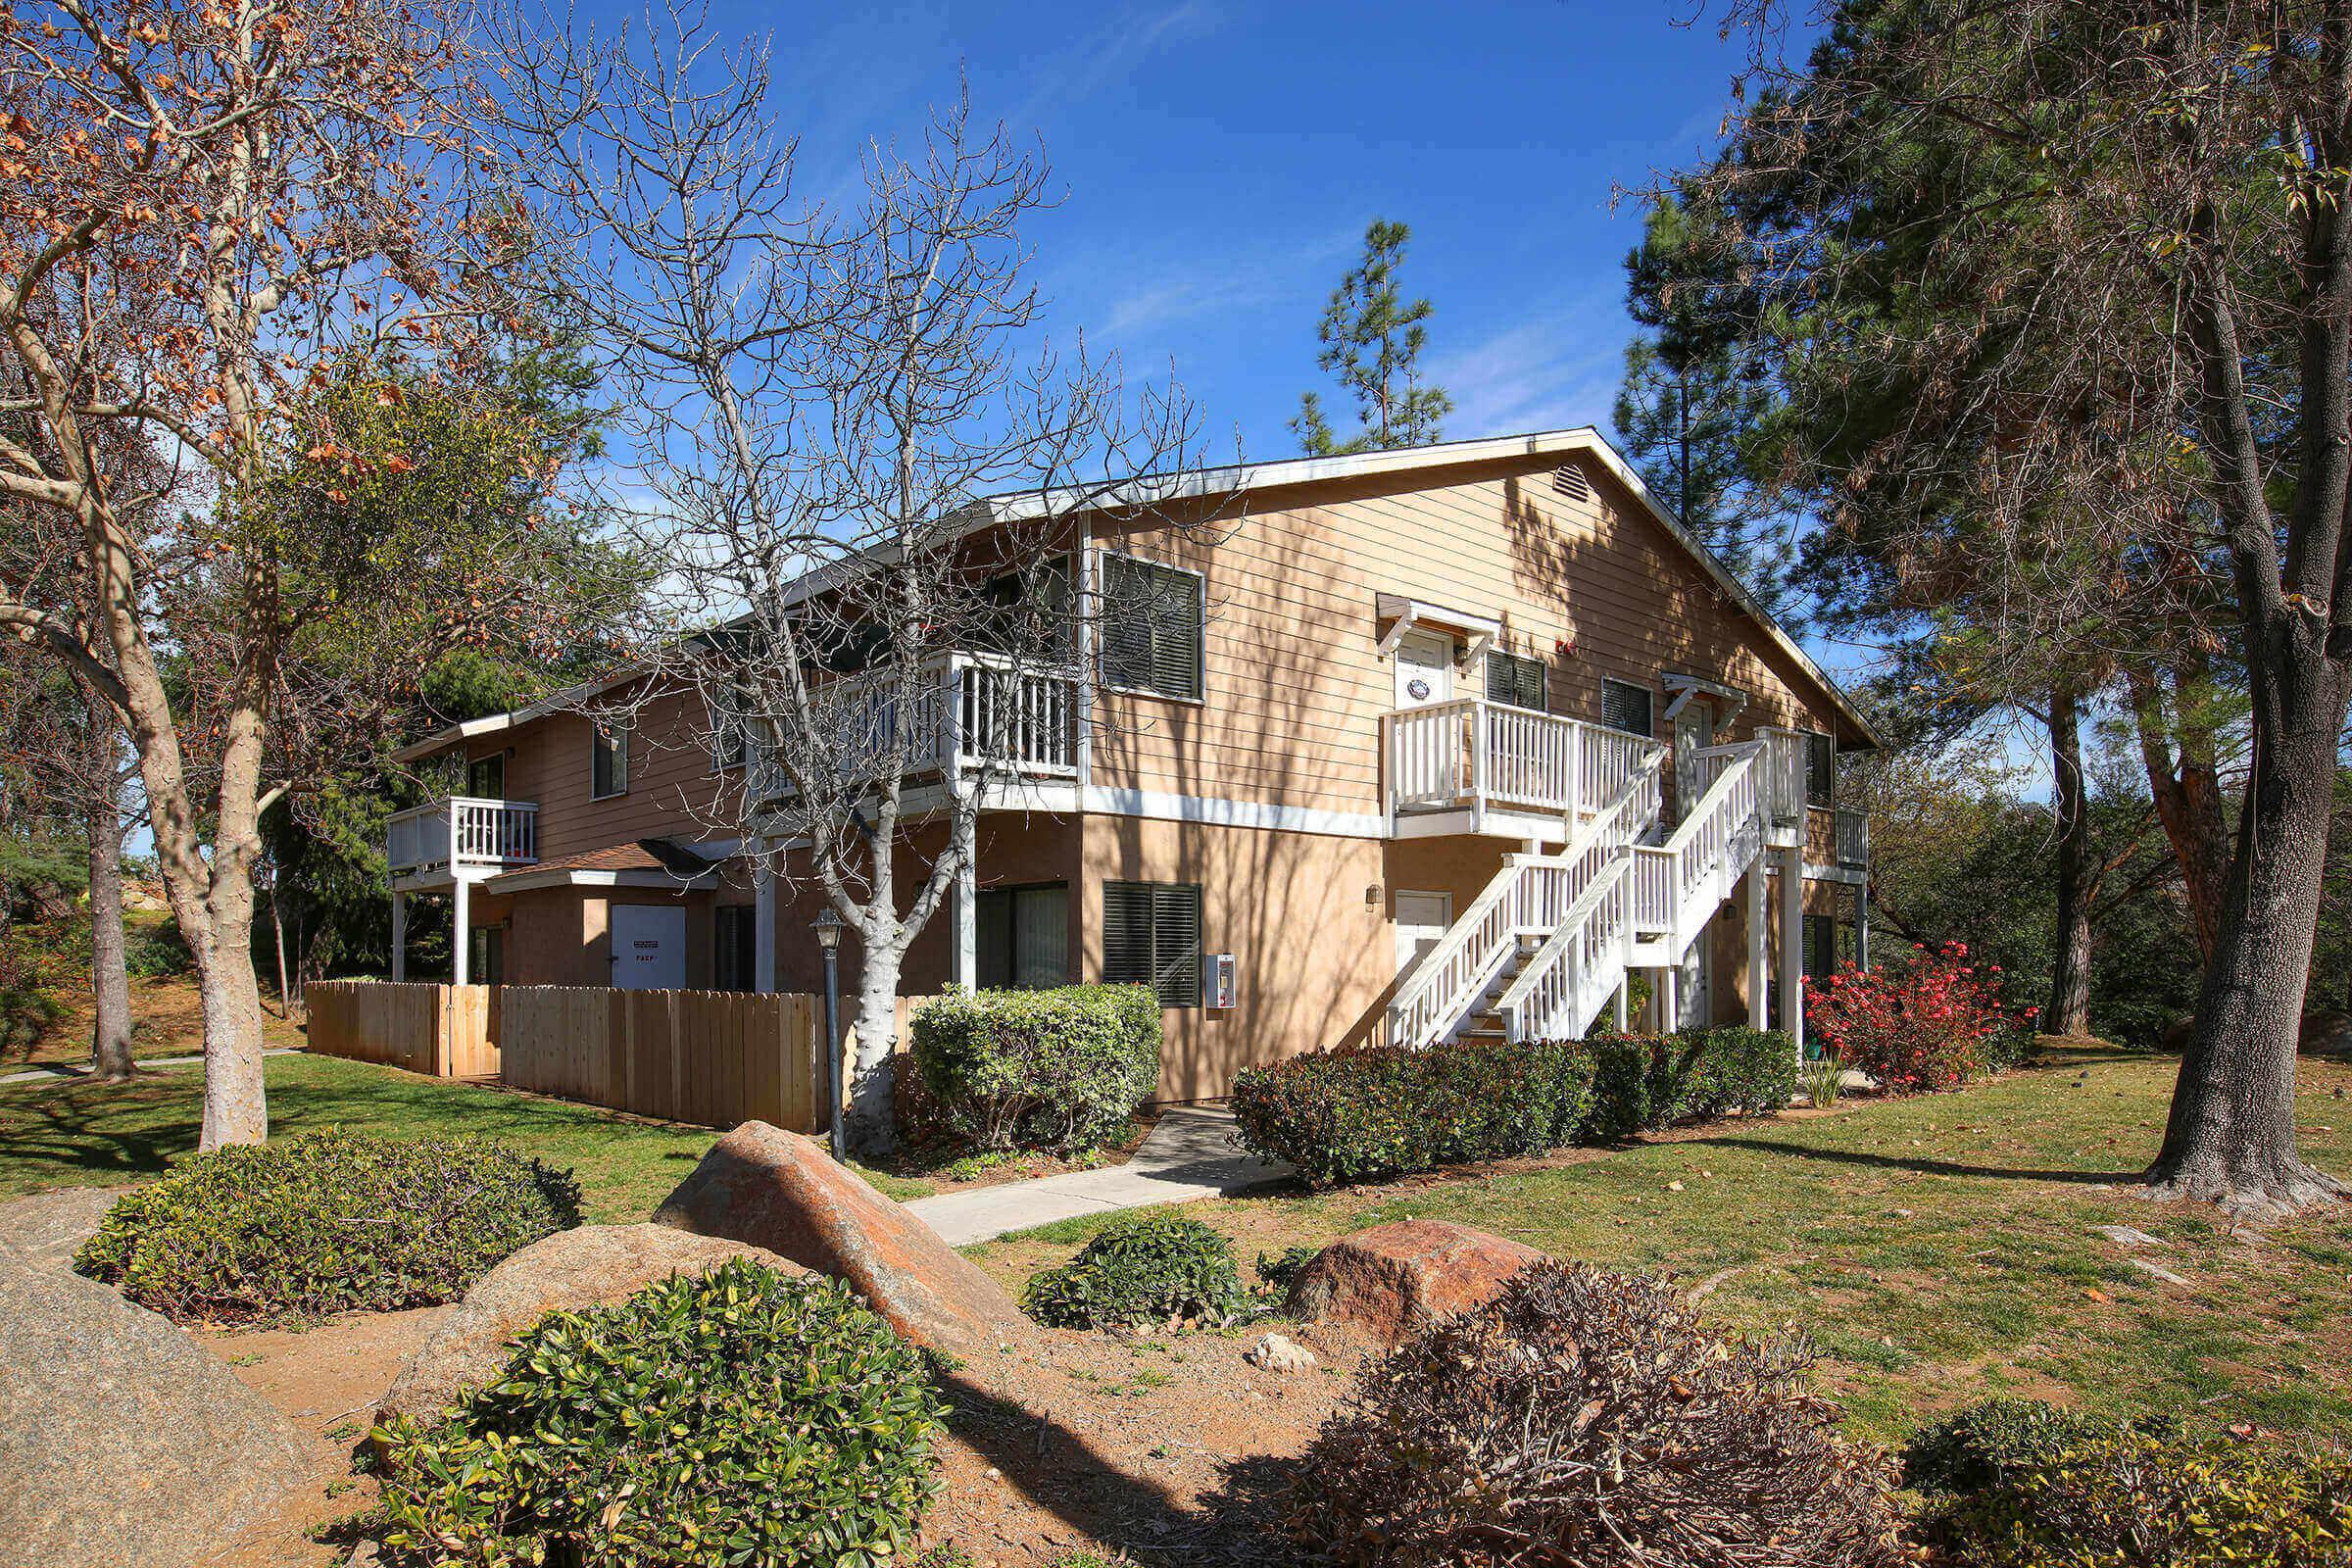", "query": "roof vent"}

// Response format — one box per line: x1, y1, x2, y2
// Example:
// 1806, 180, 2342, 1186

1551, 463, 1592, 503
